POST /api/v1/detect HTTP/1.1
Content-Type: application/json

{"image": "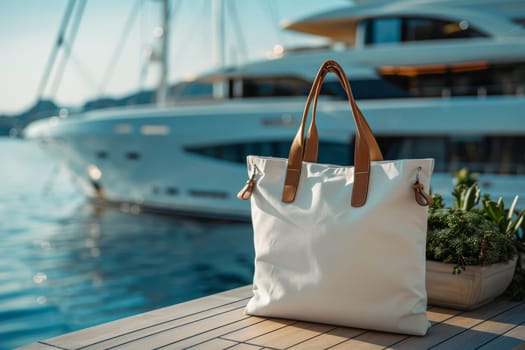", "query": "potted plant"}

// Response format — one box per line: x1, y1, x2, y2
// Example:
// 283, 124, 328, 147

425, 172, 522, 310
